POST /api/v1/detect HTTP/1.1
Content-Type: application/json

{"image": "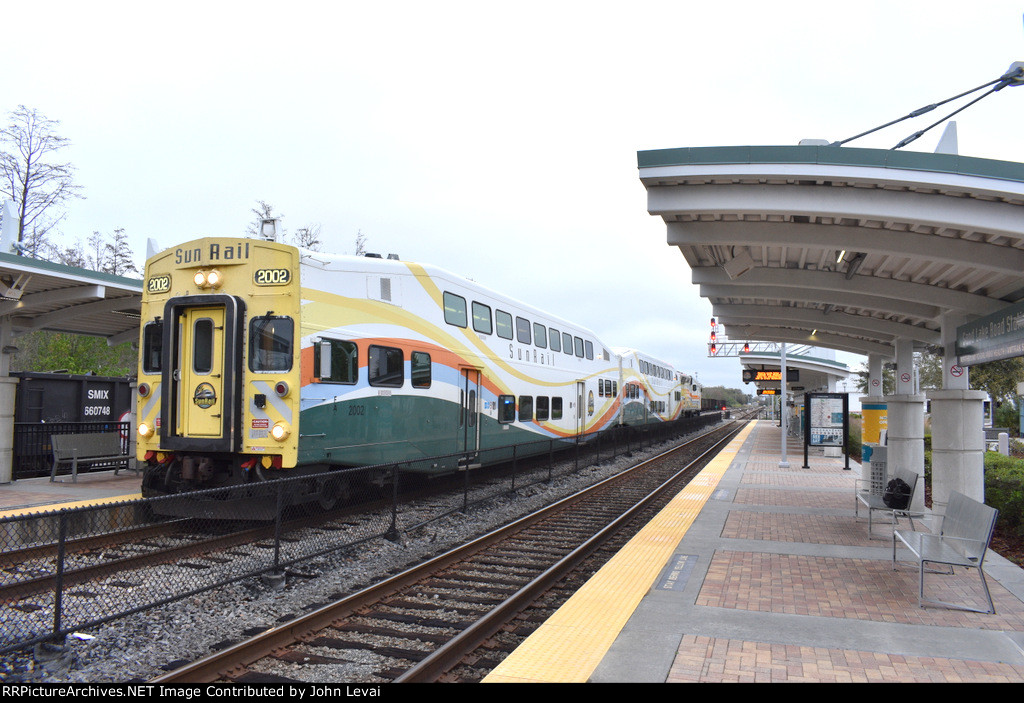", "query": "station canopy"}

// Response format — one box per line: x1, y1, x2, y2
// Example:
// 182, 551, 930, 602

638, 144, 1024, 360
0, 251, 142, 347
